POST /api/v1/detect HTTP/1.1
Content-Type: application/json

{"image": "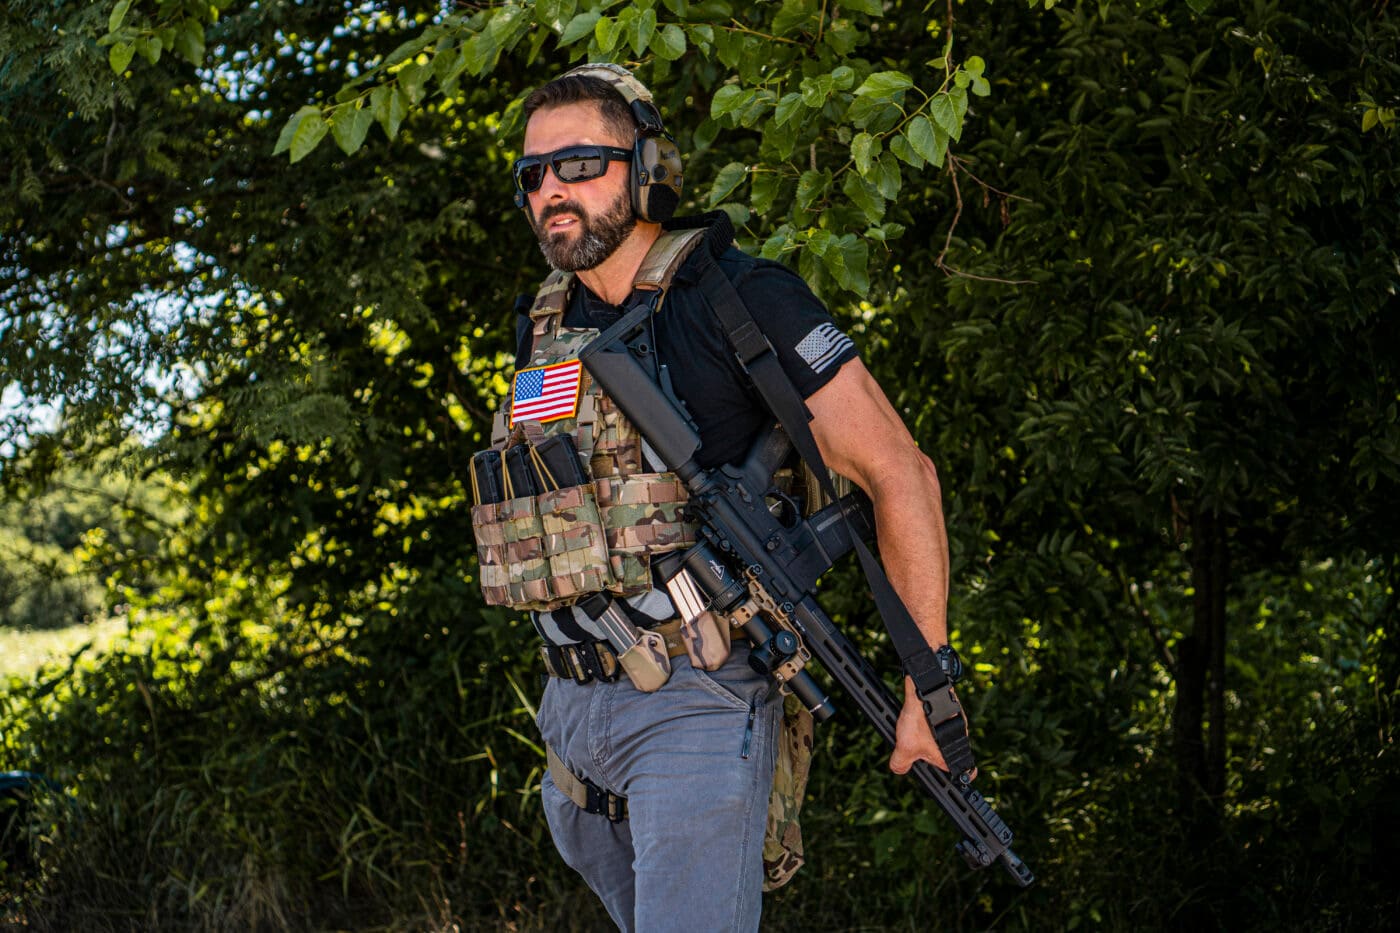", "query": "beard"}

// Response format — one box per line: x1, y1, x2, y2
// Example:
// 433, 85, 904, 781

531, 187, 636, 272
